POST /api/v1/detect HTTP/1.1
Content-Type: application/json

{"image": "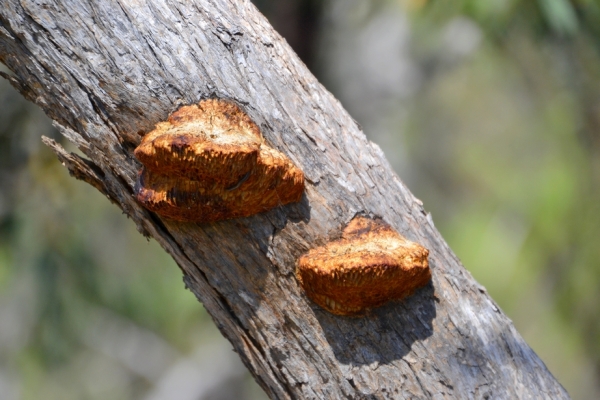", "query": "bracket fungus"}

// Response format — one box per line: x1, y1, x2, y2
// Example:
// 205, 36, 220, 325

296, 217, 431, 316
133, 99, 304, 222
